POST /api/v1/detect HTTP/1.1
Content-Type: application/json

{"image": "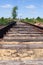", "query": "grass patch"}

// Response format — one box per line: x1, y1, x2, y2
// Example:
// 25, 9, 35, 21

0, 17, 11, 25
20, 17, 43, 24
